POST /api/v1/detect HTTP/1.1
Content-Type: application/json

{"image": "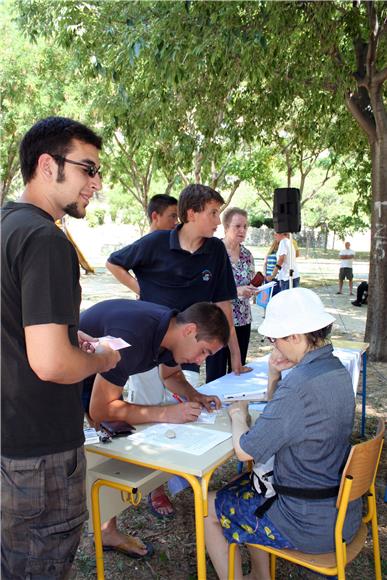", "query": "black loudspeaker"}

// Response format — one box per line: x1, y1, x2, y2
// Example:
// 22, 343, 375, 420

273, 188, 301, 233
